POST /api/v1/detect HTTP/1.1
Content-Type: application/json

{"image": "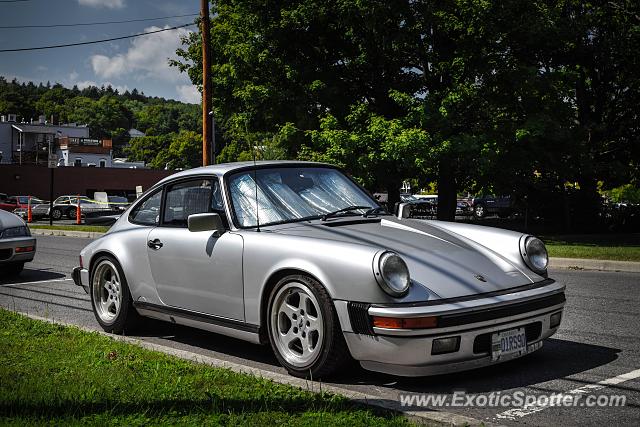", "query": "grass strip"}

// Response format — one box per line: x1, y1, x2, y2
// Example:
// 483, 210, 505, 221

29, 225, 109, 233
0, 309, 409, 426
546, 244, 640, 262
